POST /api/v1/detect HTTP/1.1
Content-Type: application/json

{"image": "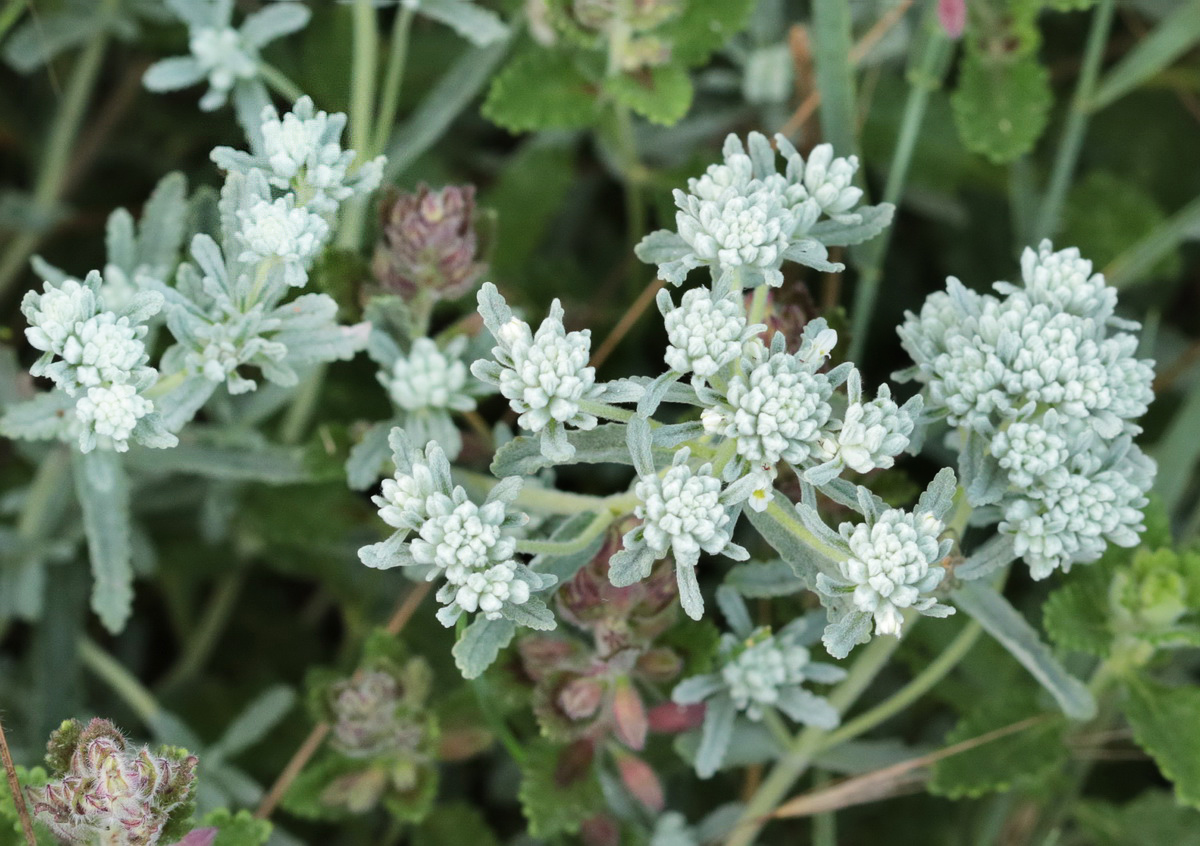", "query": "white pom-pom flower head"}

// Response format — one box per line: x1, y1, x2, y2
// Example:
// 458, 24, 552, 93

657, 286, 765, 383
